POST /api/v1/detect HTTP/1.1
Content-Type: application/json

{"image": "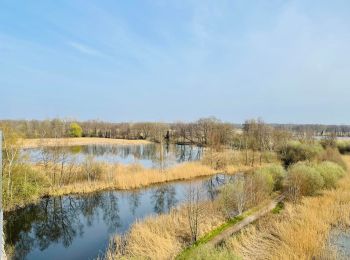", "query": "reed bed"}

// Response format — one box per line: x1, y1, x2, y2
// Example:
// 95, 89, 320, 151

46, 162, 220, 196
22, 137, 150, 148
225, 155, 350, 260
104, 201, 226, 260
